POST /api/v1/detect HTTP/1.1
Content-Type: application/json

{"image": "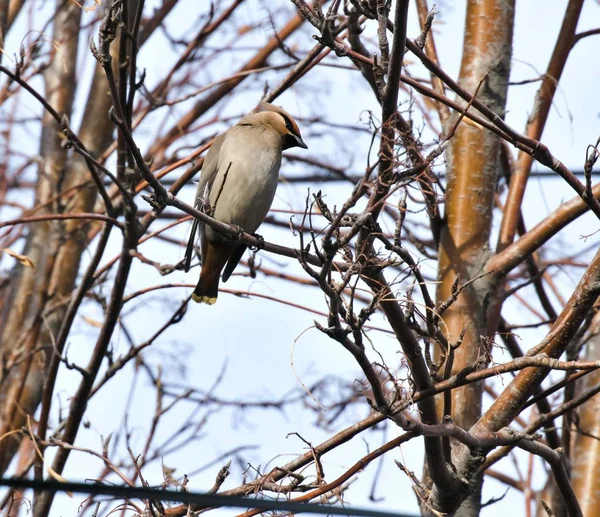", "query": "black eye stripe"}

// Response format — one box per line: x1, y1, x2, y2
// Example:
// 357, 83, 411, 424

281, 114, 294, 133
